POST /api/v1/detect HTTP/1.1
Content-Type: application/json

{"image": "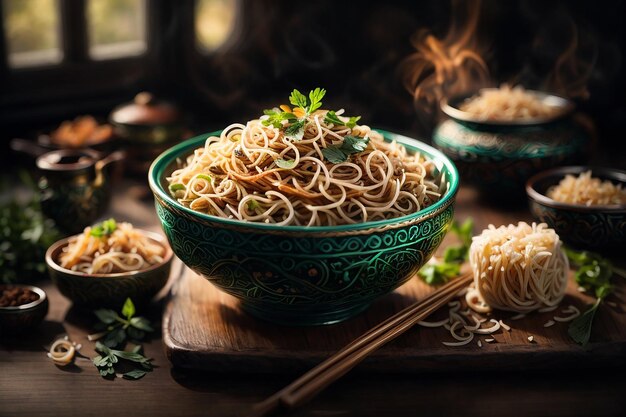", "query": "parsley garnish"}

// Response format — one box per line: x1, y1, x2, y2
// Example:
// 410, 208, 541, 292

418, 218, 474, 285
324, 110, 361, 129
321, 135, 370, 163
565, 248, 625, 345
89, 218, 117, 238
289, 89, 308, 109
262, 109, 297, 129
